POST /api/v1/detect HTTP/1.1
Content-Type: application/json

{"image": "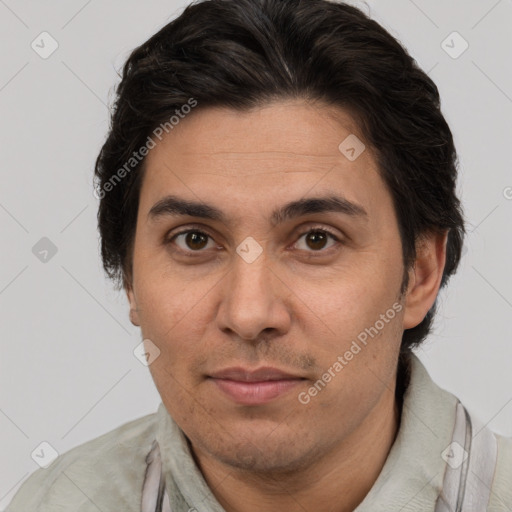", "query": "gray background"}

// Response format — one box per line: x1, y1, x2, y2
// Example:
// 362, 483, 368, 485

1, 0, 511, 508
